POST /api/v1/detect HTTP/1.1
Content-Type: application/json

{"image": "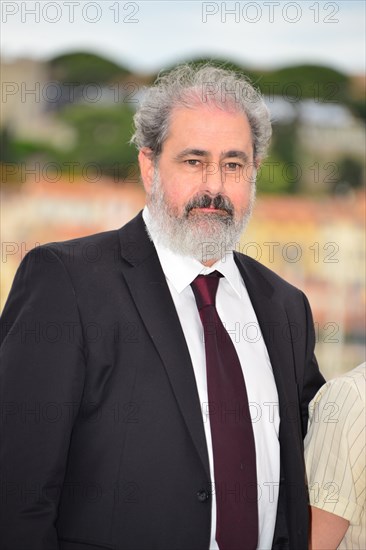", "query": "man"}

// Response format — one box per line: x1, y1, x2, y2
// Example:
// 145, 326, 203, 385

0, 64, 324, 550
305, 363, 365, 550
